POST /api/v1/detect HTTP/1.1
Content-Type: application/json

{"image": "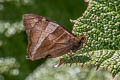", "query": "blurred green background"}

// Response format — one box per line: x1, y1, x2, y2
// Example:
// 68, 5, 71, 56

0, 0, 115, 80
